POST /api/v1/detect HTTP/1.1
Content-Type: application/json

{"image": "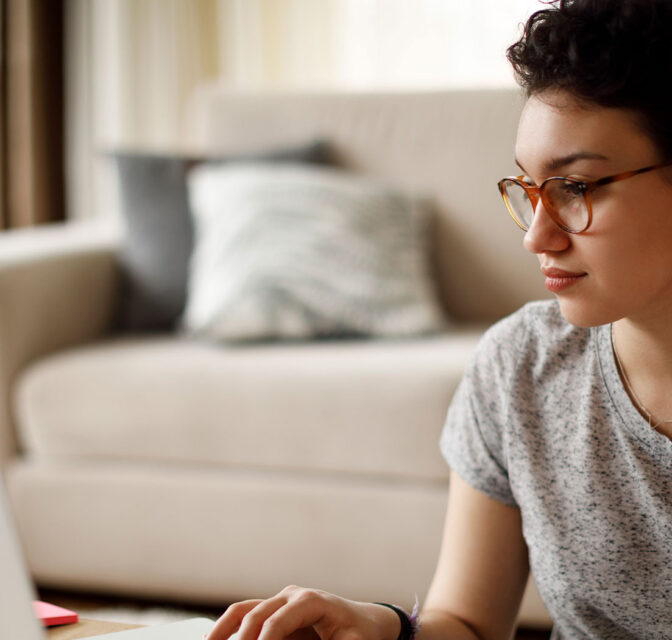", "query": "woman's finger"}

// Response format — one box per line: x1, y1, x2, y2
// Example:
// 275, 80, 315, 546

235, 594, 295, 640
207, 599, 264, 640
257, 588, 334, 640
